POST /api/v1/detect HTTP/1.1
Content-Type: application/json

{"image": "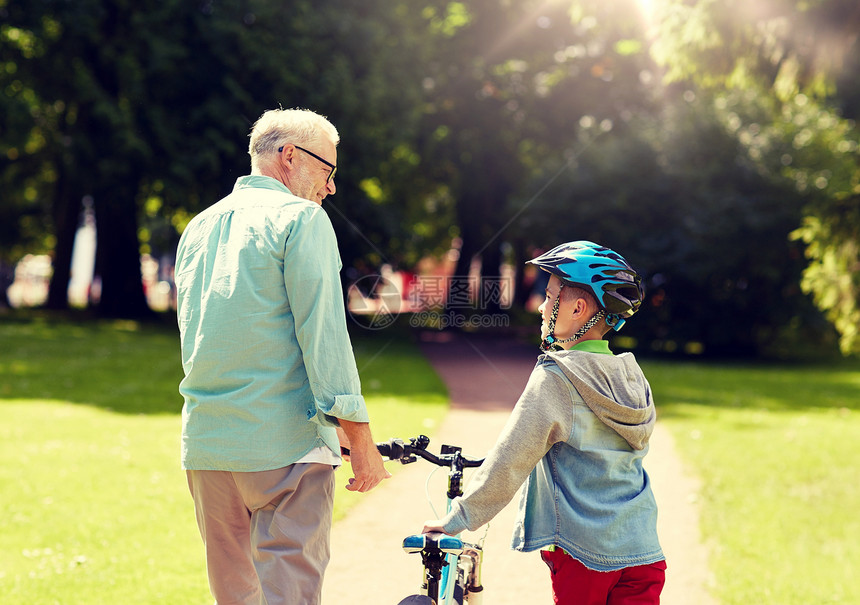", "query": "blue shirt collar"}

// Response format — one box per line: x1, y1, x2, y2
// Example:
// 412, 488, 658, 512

233, 175, 293, 196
